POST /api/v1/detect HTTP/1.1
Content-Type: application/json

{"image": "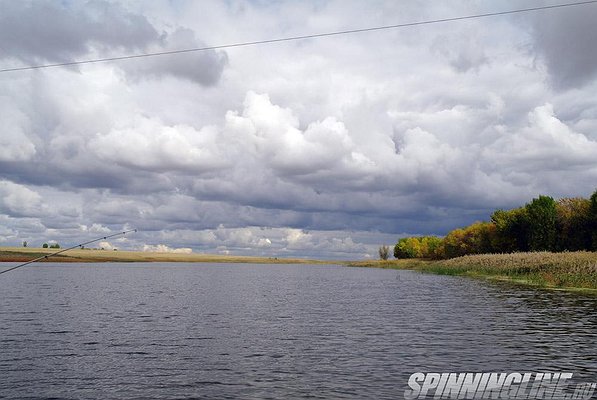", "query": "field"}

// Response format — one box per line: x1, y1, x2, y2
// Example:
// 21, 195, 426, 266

348, 251, 597, 291
0, 247, 327, 265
